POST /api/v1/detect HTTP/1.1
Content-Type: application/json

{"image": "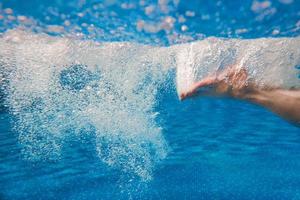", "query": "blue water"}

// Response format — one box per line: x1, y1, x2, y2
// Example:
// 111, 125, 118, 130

1, 0, 300, 199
